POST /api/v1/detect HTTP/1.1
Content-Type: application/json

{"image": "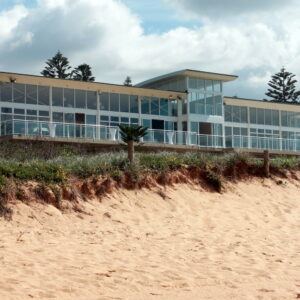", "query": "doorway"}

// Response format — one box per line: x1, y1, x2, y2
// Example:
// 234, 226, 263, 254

75, 113, 85, 138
